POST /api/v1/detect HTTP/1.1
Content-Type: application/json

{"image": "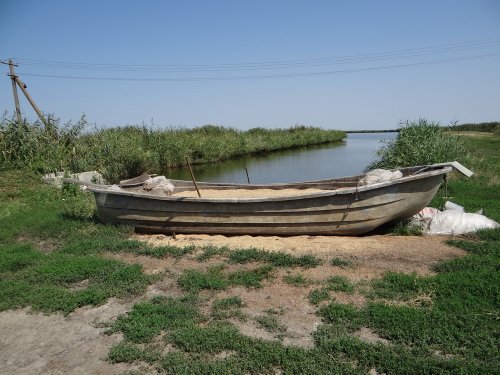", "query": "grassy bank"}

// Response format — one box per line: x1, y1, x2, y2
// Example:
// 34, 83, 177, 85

0, 117, 345, 182
447, 121, 500, 134
0, 130, 498, 373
